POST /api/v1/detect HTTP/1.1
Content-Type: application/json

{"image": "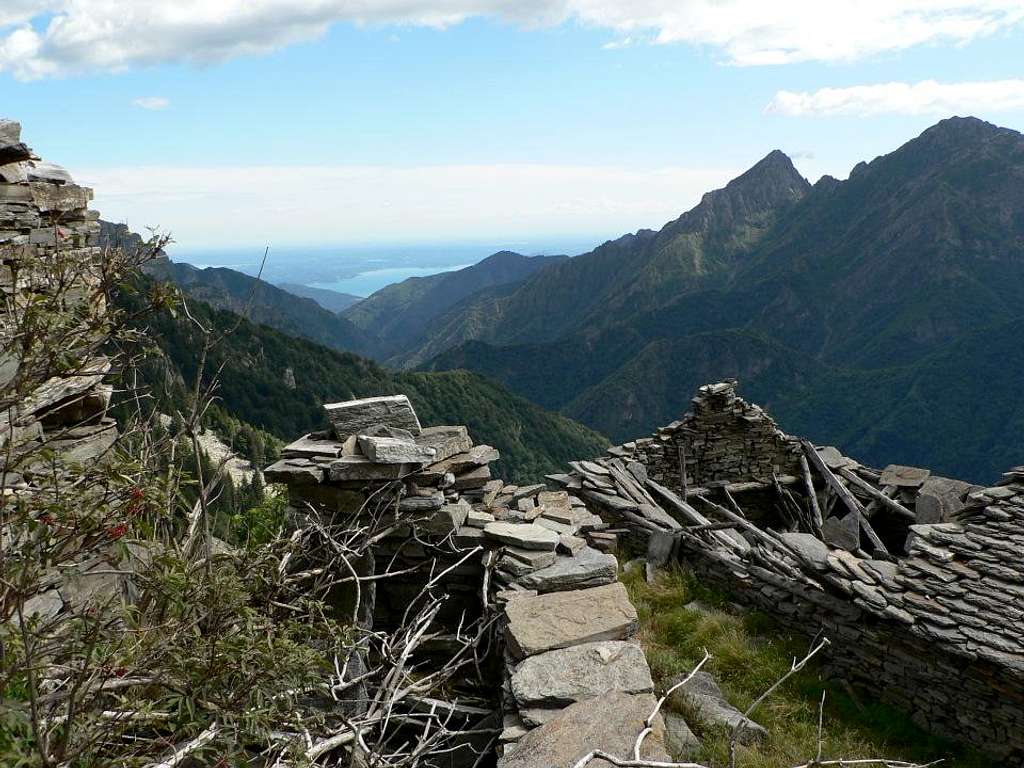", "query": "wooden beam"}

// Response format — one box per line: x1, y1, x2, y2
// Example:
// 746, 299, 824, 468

800, 440, 888, 555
